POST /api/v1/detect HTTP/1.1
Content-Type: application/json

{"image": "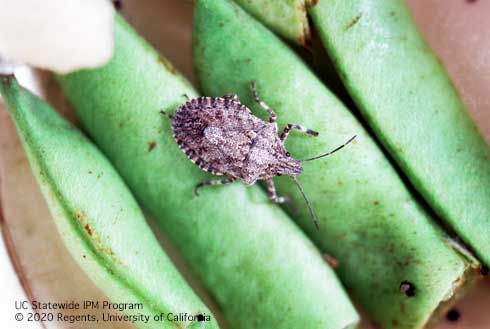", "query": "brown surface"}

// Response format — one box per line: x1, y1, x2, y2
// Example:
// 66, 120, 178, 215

0, 0, 488, 328
120, 0, 195, 84
408, 0, 490, 142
